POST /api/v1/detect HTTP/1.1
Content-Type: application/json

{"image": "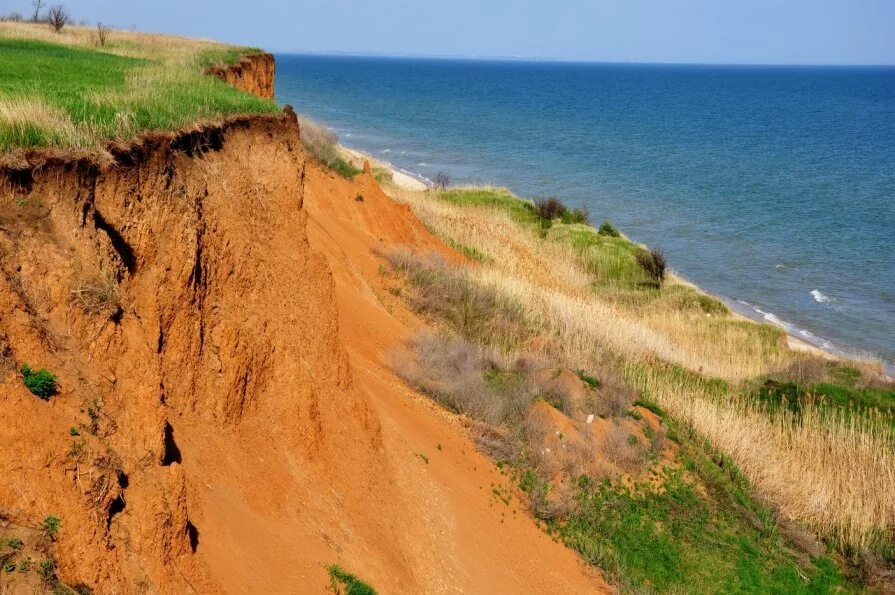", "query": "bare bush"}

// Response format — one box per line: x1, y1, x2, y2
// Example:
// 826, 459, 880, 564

594, 383, 637, 418
602, 422, 642, 471
46, 4, 68, 32
394, 331, 506, 425
71, 275, 120, 316
433, 171, 451, 191
96, 22, 111, 47
635, 246, 667, 288
1, 12, 23, 21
